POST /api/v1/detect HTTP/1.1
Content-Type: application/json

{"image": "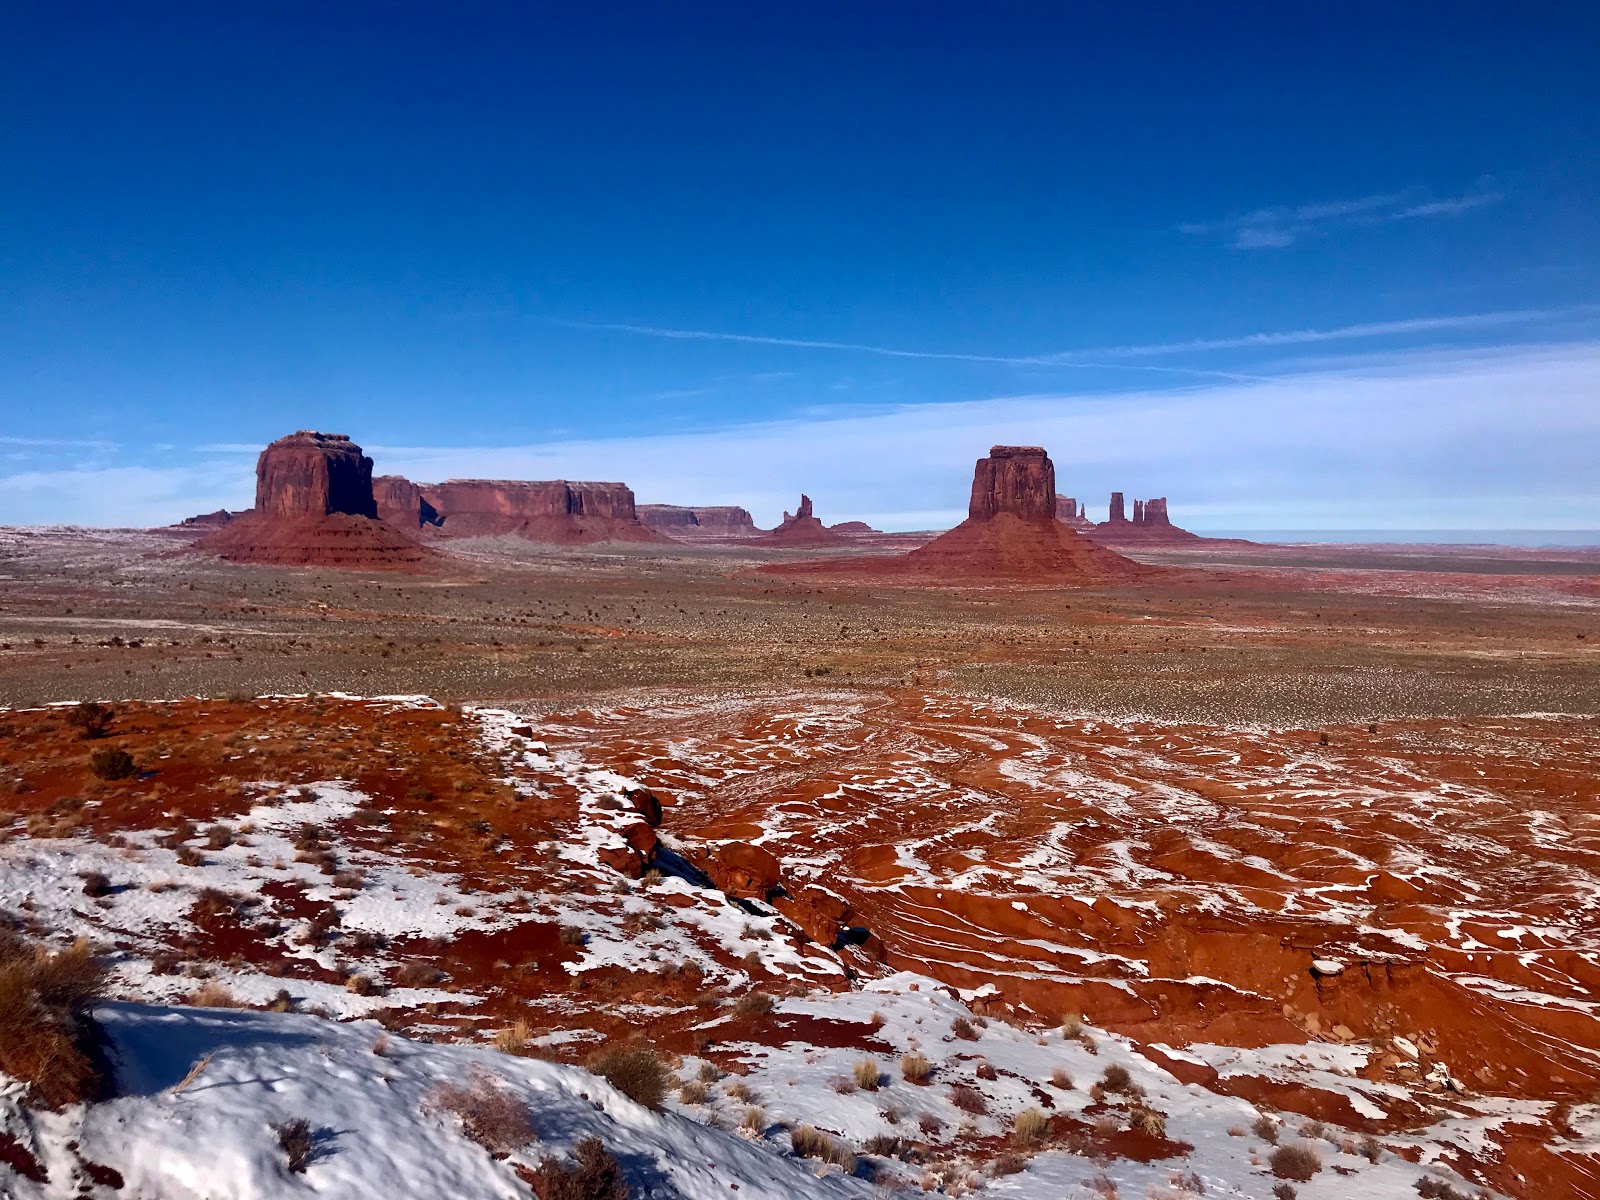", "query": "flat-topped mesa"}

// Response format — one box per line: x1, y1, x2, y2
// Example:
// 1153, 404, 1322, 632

255, 431, 377, 520
419, 479, 666, 544
1144, 497, 1173, 527
638, 504, 761, 537
373, 475, 440, 529
968, 446, 1056, 521
199, 431, 434, 570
